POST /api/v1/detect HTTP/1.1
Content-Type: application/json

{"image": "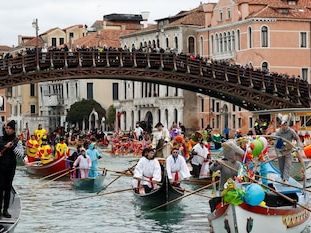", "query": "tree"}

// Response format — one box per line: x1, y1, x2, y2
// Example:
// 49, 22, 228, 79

106, 105, 116, 130
66, 99, 106, 128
